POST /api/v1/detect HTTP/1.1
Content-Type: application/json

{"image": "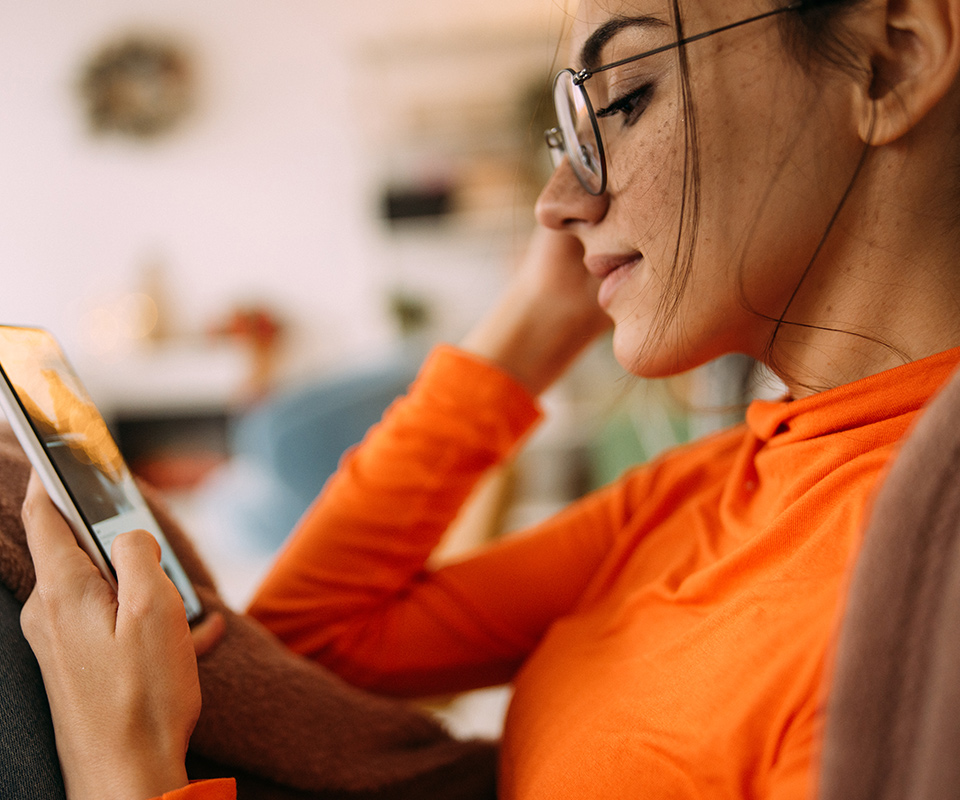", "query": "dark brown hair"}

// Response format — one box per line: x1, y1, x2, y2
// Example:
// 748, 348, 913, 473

648, 0, 894, 389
